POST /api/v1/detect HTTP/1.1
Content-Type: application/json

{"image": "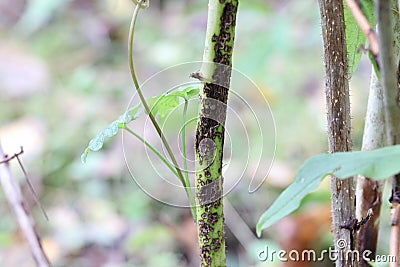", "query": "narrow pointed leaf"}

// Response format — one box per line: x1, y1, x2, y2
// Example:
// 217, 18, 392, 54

257, 145, 400, 237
